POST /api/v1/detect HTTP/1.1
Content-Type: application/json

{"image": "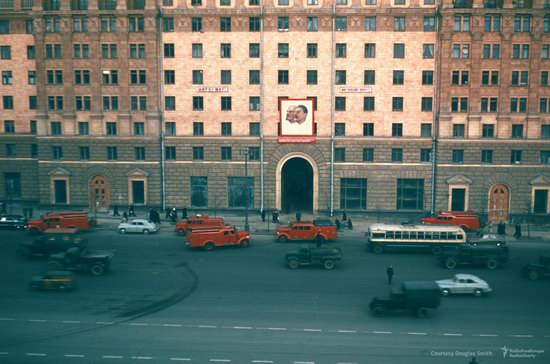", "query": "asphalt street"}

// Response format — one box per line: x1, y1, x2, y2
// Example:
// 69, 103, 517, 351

0, 228, 549, 363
